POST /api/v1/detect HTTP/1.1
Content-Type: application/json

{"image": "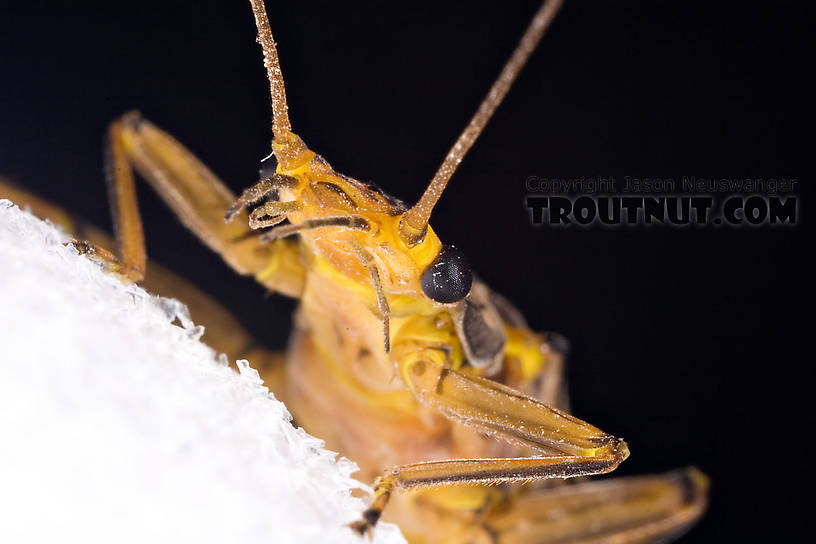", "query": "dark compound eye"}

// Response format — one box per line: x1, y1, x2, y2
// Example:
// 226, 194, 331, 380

421, 245, 472, 303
